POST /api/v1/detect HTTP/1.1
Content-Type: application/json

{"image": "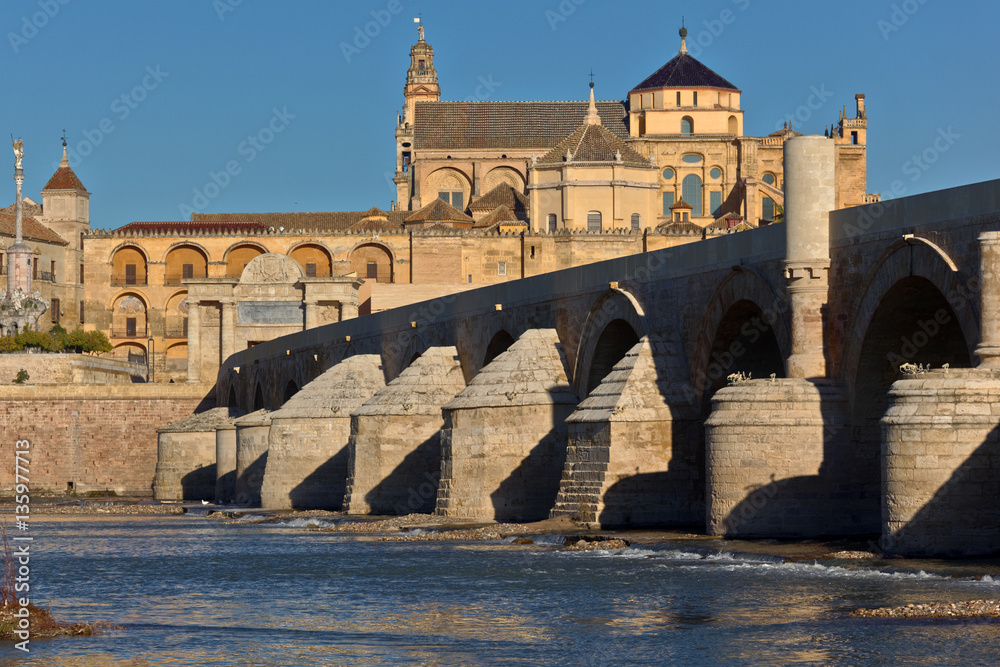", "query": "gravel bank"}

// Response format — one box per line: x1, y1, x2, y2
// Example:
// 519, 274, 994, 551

852, 599, 1000, 618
